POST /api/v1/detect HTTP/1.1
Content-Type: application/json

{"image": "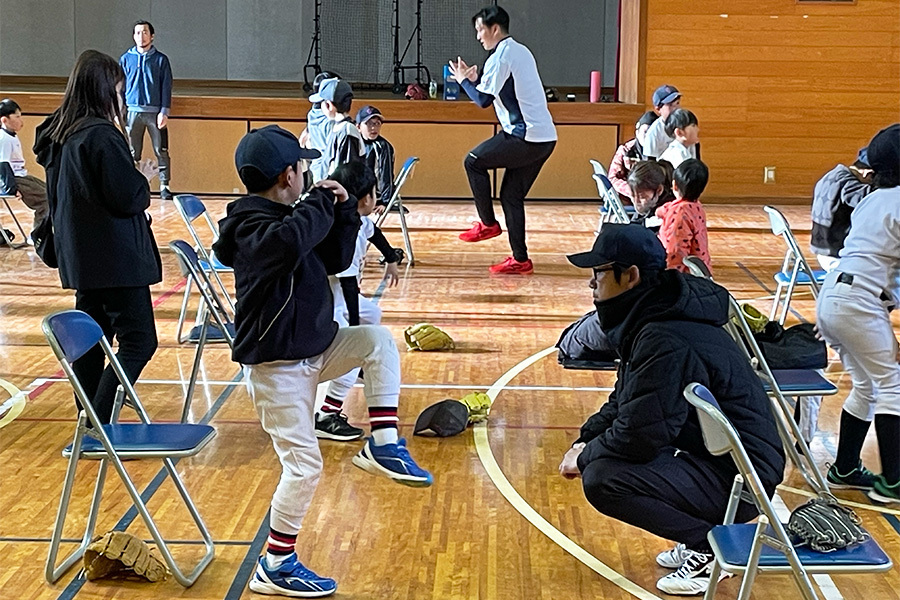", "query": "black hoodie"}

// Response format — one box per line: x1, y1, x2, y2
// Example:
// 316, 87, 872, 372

33, 116, 161, 290
212, 190, 360, 365
575, 271, 785, 490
